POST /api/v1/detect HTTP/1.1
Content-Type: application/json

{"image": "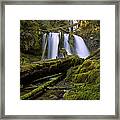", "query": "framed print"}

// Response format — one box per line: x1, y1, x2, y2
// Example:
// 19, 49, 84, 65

0, 0, 119, 119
